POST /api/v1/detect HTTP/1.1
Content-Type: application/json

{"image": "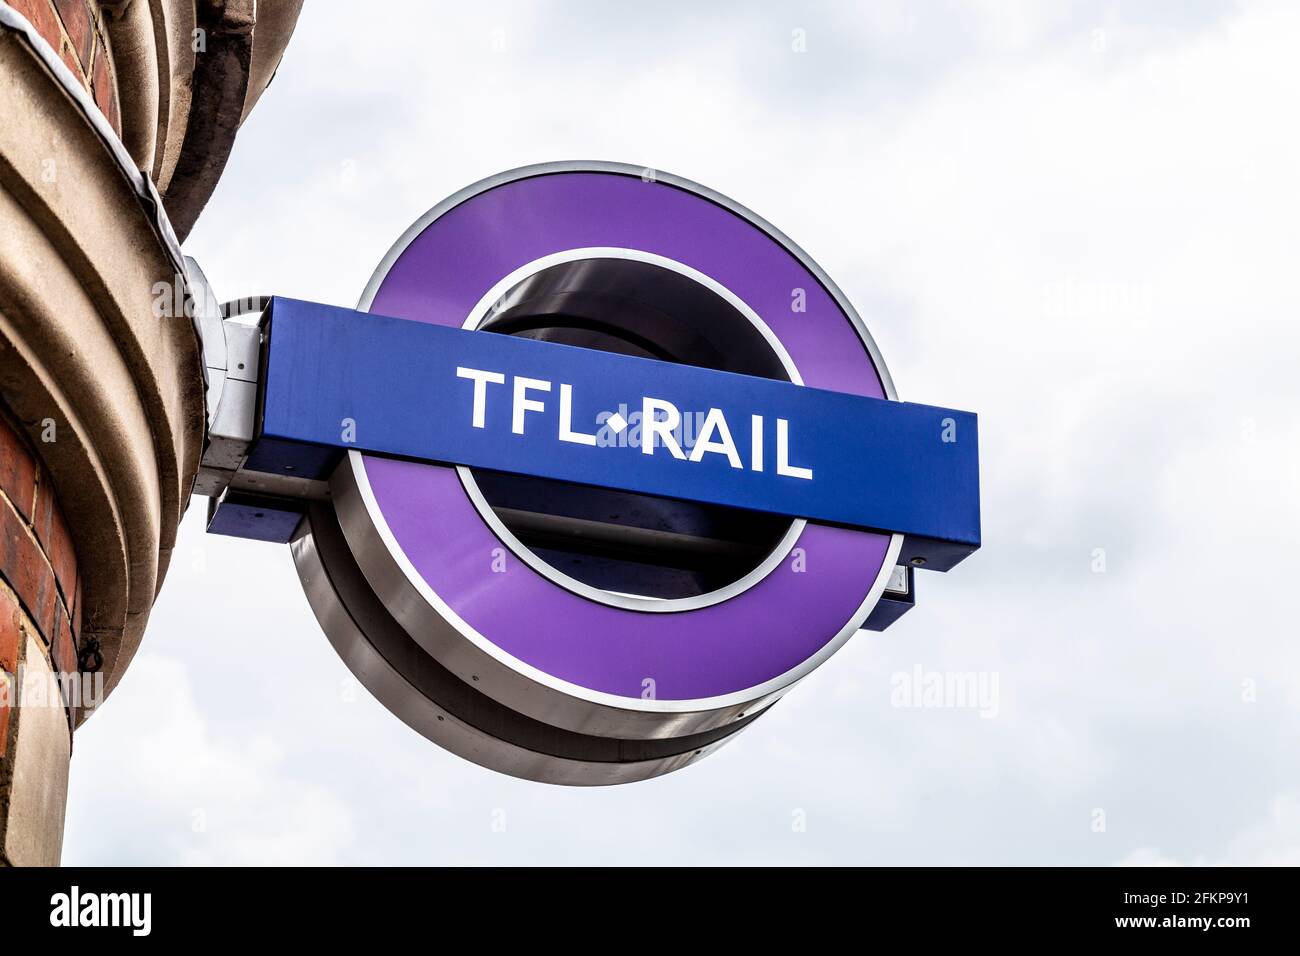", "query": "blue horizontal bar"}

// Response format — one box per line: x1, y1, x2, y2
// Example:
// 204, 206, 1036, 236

246, 298, 980, 563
